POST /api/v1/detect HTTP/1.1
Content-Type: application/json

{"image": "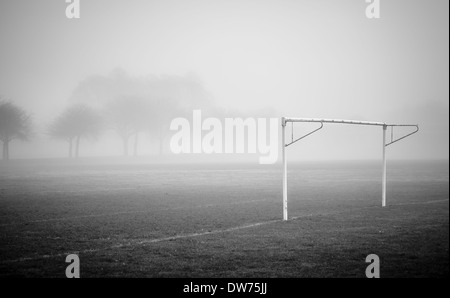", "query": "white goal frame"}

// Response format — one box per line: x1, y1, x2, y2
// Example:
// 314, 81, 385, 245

281, 117, 419, 221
